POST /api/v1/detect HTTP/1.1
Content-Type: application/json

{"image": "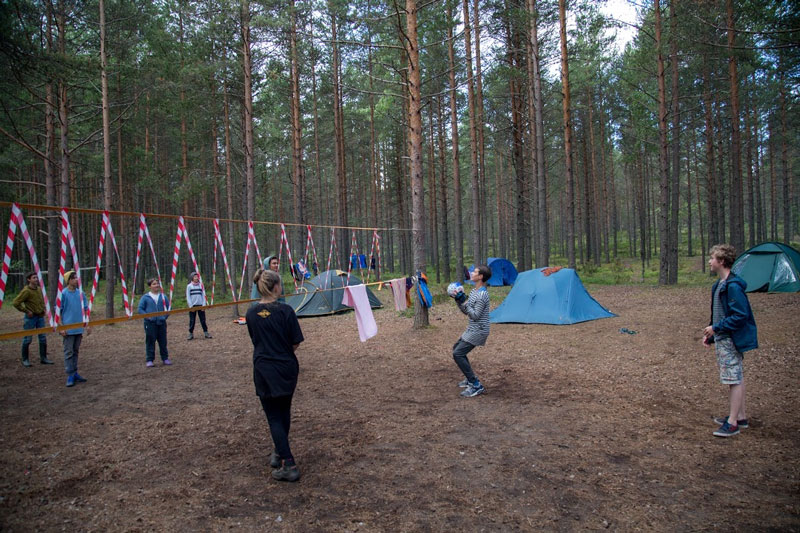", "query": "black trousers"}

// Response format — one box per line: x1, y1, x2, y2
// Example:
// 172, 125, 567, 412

144, 322, 168, 361
188, 306, 208, 333
259, 395, 294, 463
